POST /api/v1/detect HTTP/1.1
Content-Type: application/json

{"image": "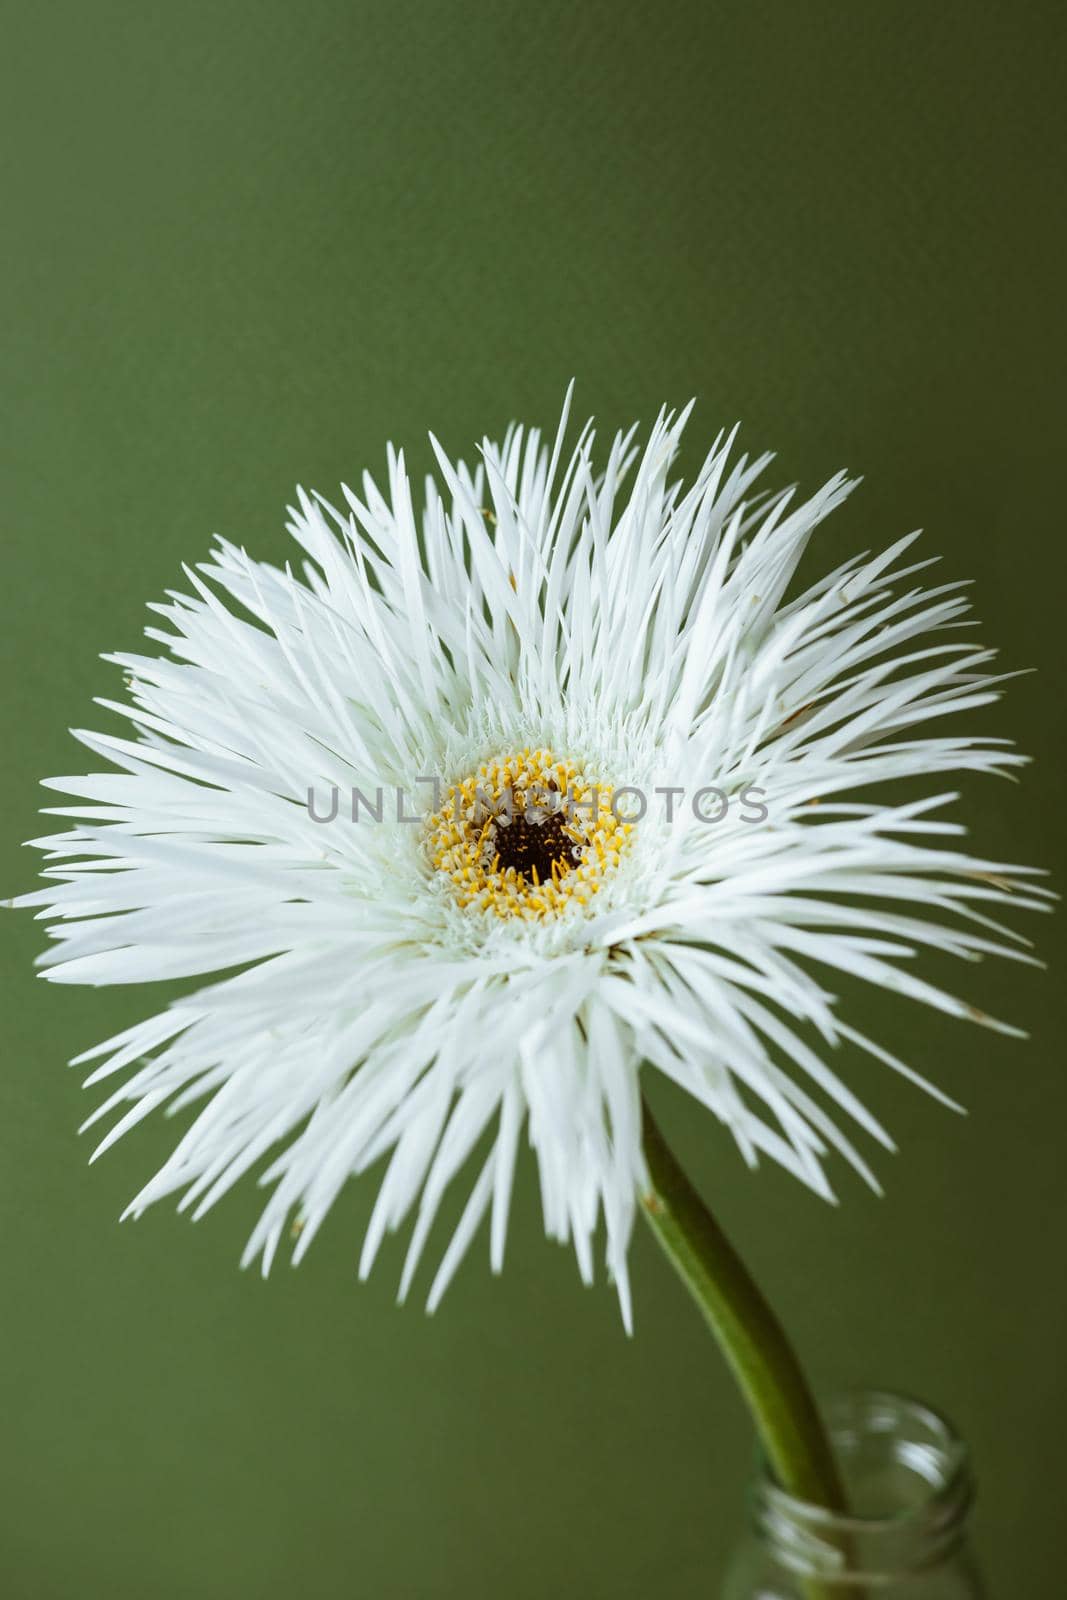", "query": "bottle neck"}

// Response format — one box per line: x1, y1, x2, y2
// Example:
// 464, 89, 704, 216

750, 1391, 974, 1582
